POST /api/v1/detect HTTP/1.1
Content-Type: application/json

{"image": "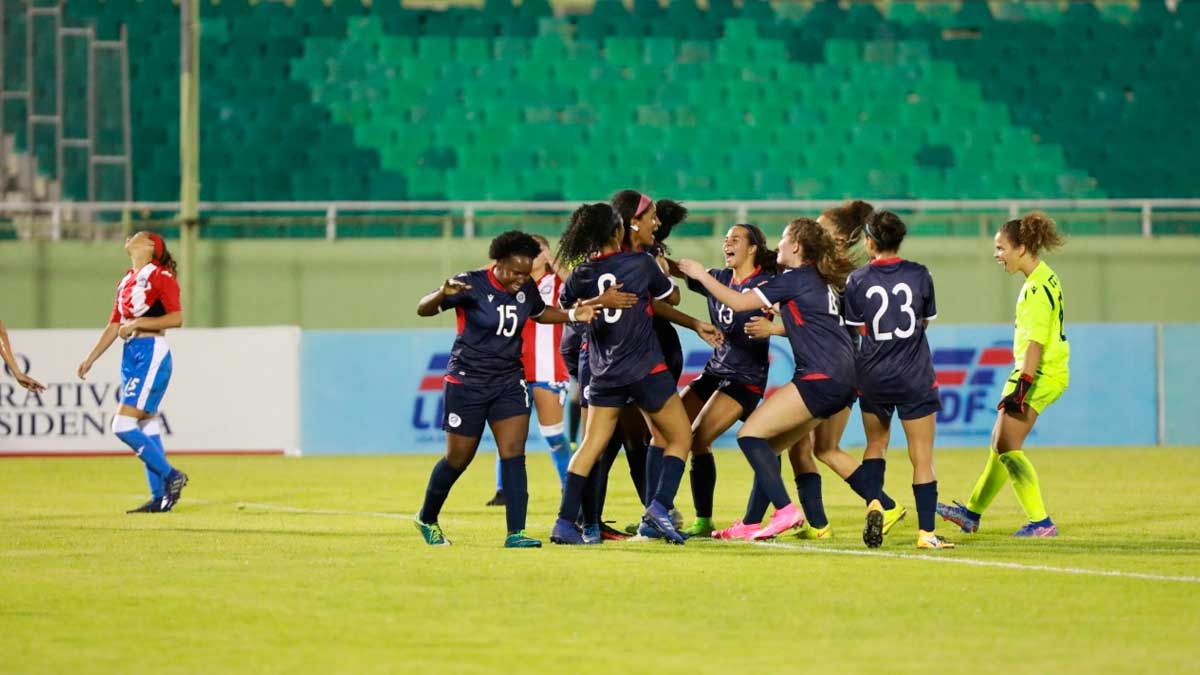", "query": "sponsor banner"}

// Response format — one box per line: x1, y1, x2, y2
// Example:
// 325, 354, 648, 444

301, 323, 1158, 454
1, 328, 300, 455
